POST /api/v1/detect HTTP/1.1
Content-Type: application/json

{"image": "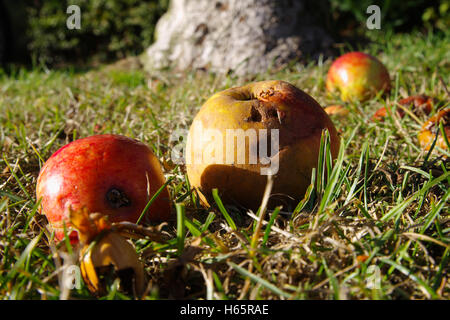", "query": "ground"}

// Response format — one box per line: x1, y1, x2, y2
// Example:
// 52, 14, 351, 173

0, 30, 449, 300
